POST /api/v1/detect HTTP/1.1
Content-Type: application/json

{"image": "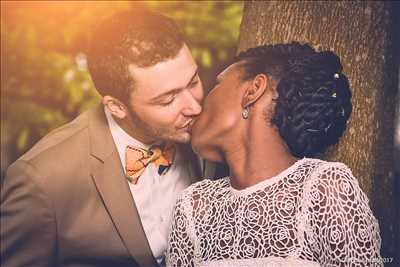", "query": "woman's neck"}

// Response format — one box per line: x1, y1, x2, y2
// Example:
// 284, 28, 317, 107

225, 126, 297, 190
